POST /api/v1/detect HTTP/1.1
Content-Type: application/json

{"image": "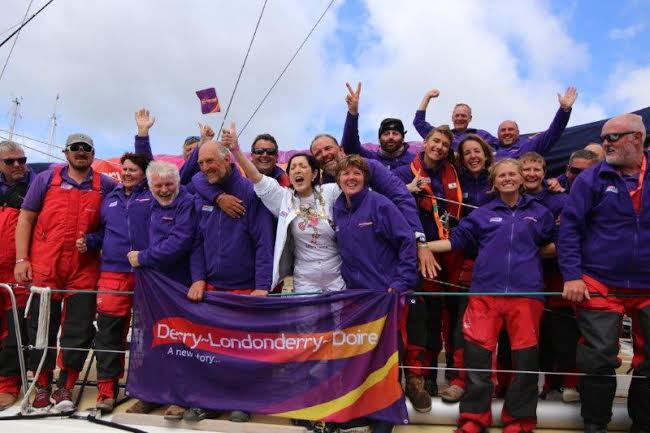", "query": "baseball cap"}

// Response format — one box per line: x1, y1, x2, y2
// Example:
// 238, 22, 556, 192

65, 133, 94, 148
